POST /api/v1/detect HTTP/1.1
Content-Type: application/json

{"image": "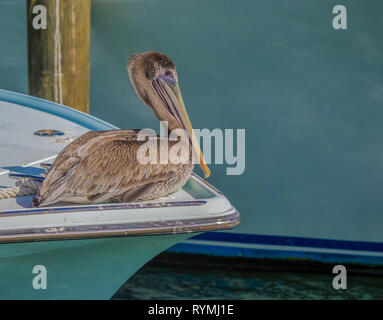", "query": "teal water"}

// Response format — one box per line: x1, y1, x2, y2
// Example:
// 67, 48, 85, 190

1, 0, 383, 299
114, 265, 383, 300
90, 0, 383, 242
